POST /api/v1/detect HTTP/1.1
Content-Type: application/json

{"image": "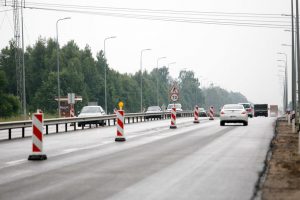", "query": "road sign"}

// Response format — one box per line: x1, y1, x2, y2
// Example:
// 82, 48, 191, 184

170, 93, 179, 102
170, 85, 179, 95
170, 82, 179, 102
68, 93, 75, 104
